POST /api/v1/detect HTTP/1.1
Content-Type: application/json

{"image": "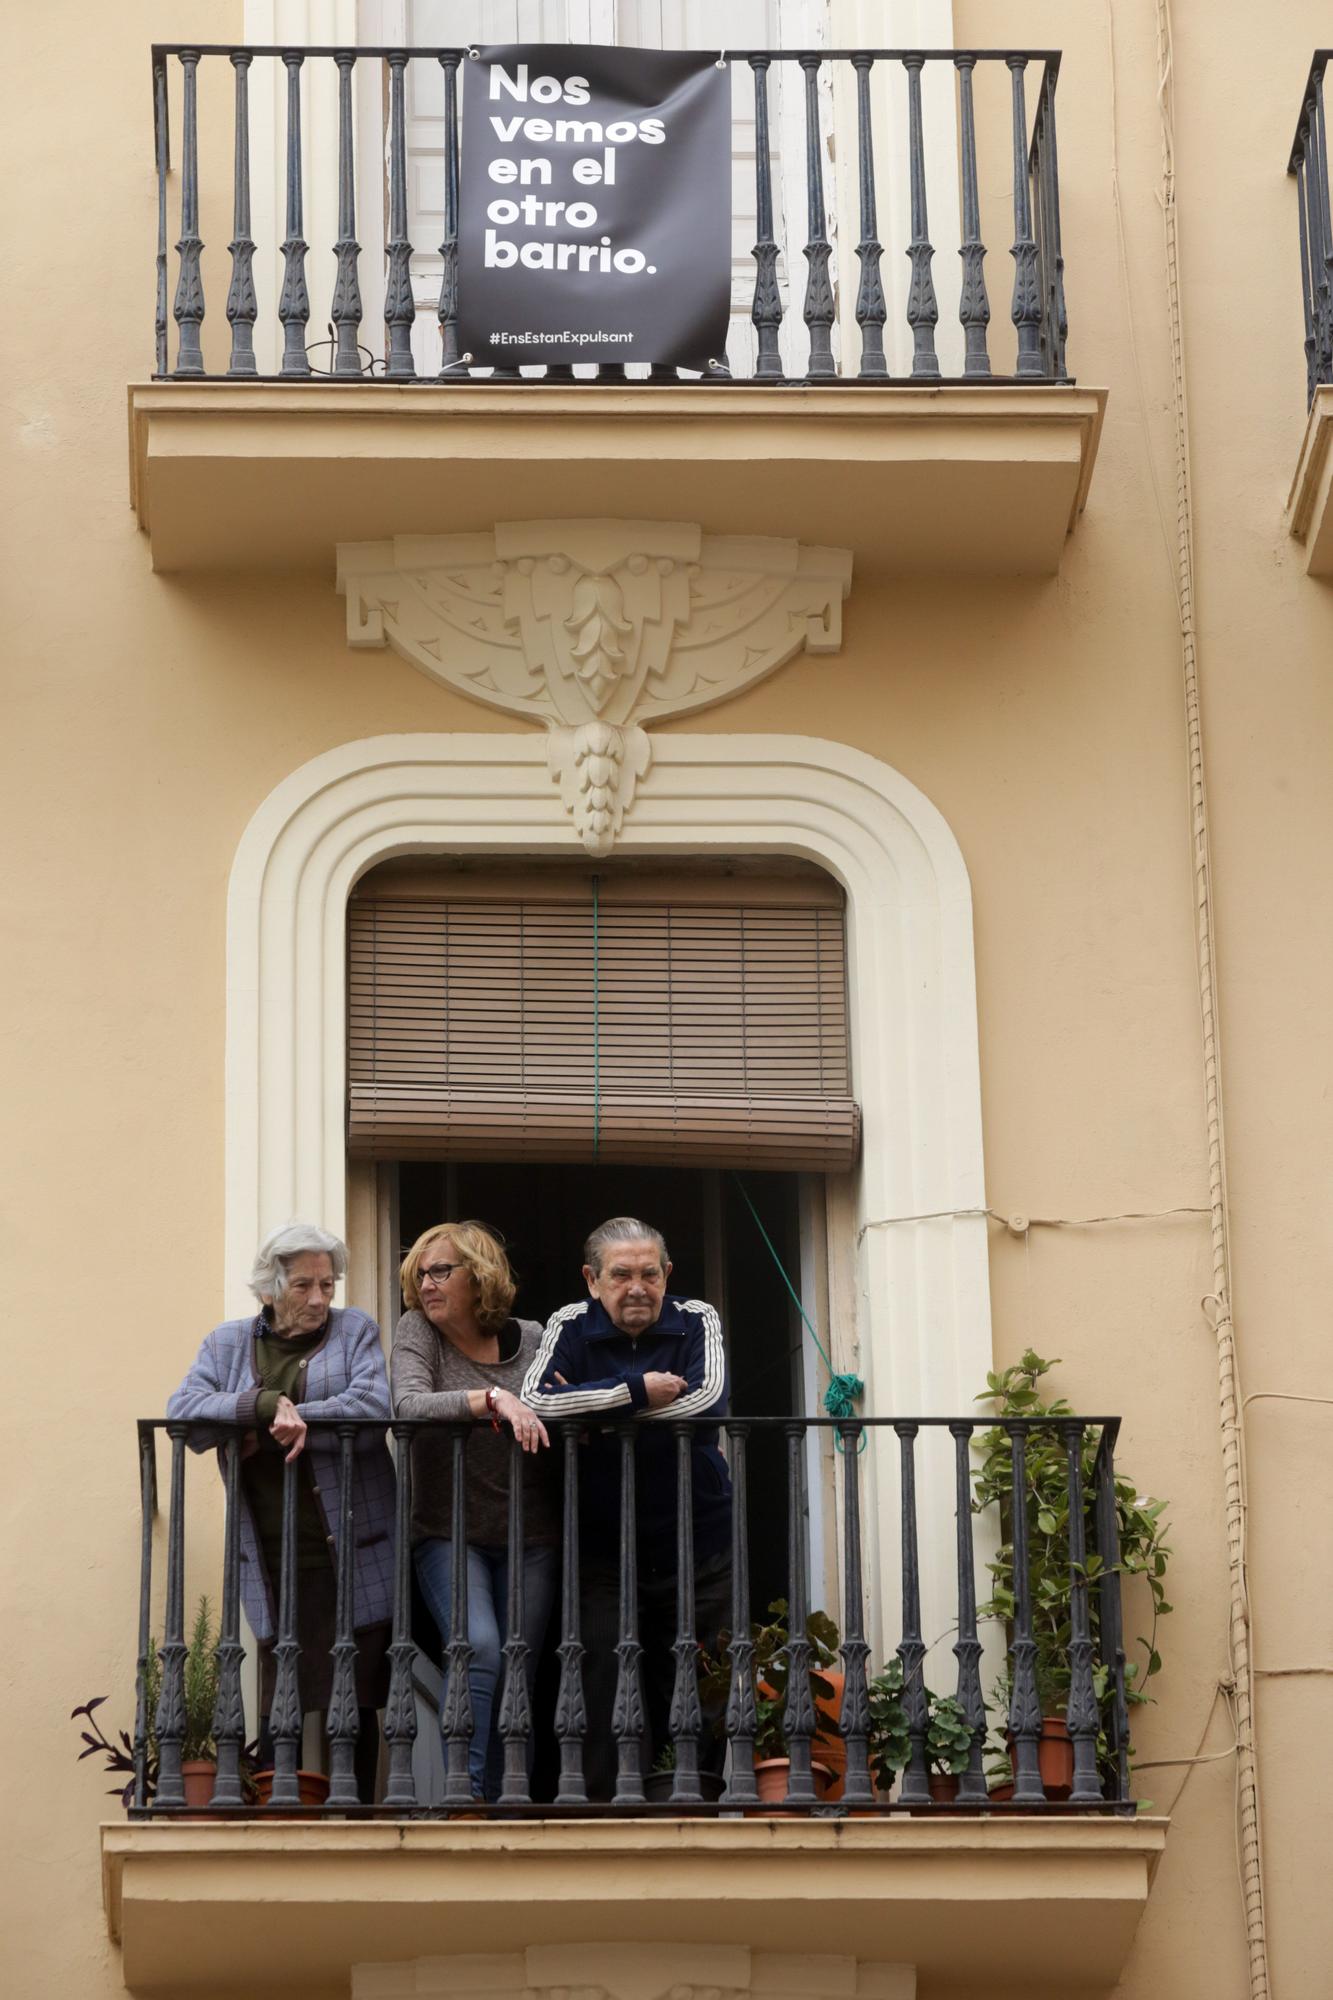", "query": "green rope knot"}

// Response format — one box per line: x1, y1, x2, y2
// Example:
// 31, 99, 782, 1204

822, 1372, 865, 1422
